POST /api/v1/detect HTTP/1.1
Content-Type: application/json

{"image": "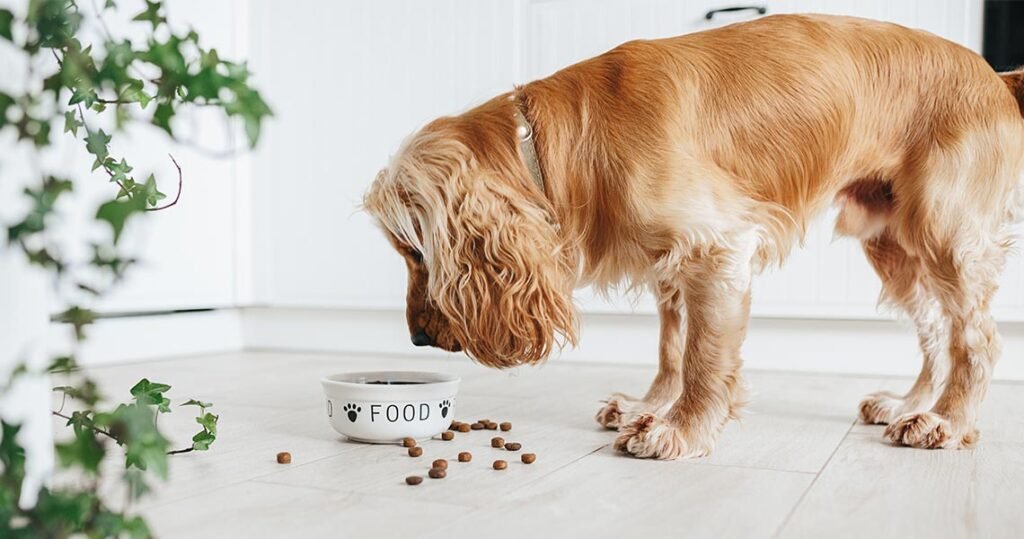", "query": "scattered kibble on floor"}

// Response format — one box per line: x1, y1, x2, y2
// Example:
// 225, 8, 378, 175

276, 452, 291, 464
